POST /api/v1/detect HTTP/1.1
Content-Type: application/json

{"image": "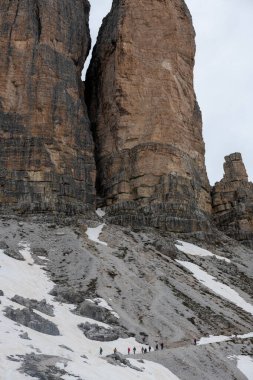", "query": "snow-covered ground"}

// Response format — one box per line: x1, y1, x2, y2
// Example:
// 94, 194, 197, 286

175, 241, 231, 262
198, 331, 253, 346
0, 244, 179, 380
235, 356, 253, 380
176, 260, 253, 316
86, 224, 108, 246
